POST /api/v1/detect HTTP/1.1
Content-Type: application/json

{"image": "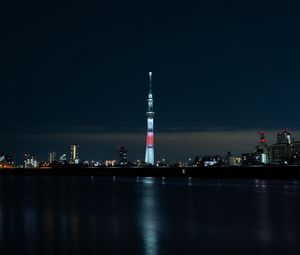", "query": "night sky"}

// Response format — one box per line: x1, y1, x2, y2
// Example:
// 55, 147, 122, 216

2, 0, 300, 162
